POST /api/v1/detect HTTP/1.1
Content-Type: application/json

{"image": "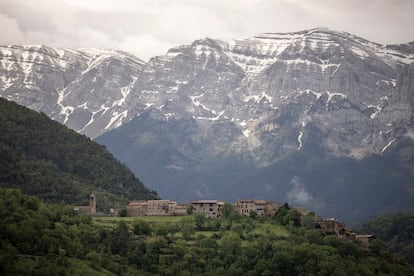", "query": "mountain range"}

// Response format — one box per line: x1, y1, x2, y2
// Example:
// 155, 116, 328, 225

1, 27, 414, 224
